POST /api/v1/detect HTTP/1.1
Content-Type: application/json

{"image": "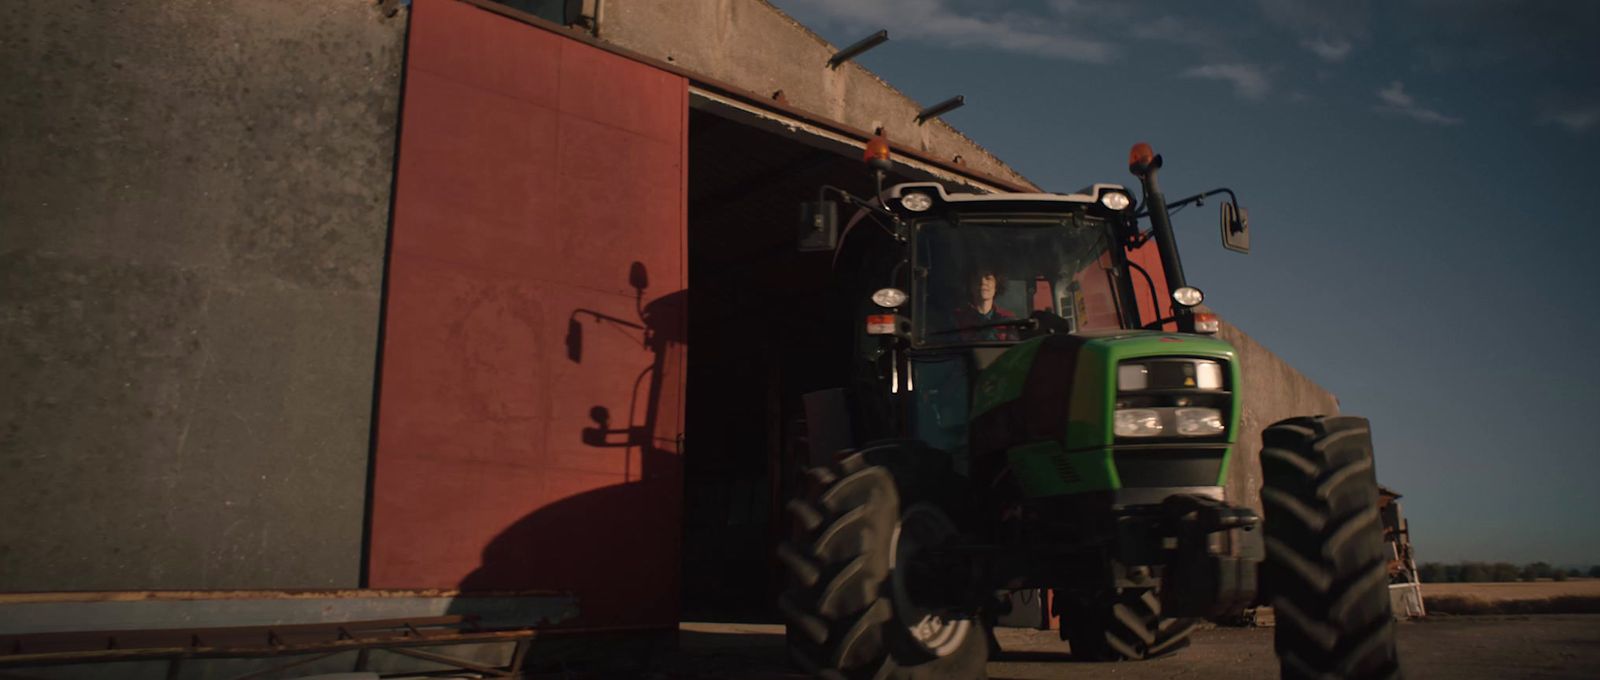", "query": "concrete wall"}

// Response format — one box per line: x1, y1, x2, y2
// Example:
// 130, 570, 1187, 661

1214, 316, 1342, 512
0, 1, 406, 590
598, 0, 1037, 190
